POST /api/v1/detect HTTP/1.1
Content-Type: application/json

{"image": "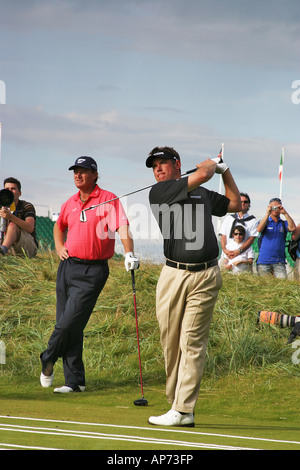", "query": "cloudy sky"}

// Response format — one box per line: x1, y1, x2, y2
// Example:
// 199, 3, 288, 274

0, 0, 299, 257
